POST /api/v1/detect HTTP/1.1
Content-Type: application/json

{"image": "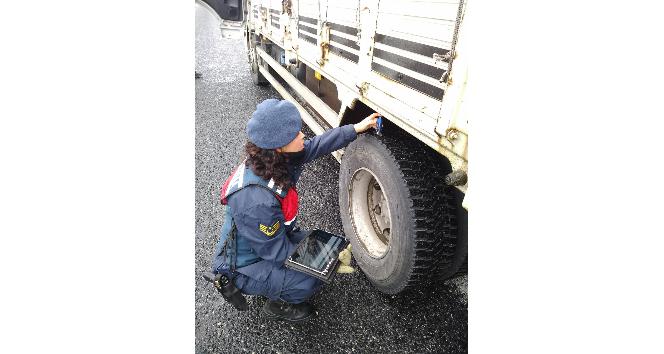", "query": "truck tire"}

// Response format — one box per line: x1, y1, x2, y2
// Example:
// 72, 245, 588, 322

248, 43, 268, 86
339, 134, 459, 294
250, 58, 268, 86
